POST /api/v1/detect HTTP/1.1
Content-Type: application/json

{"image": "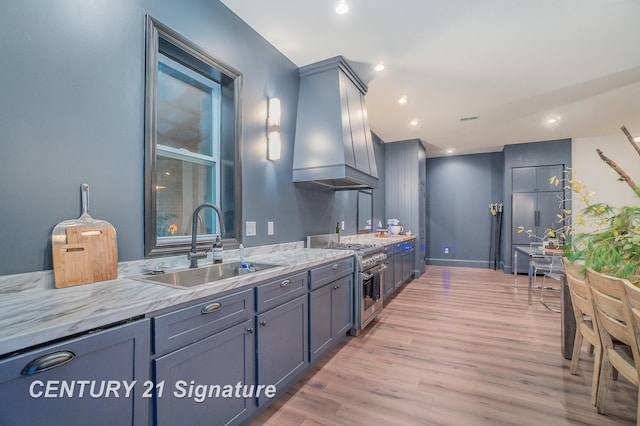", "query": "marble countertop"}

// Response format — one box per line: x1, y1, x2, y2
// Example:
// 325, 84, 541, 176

0, 242, 354, 357
340, 234, 416, 246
